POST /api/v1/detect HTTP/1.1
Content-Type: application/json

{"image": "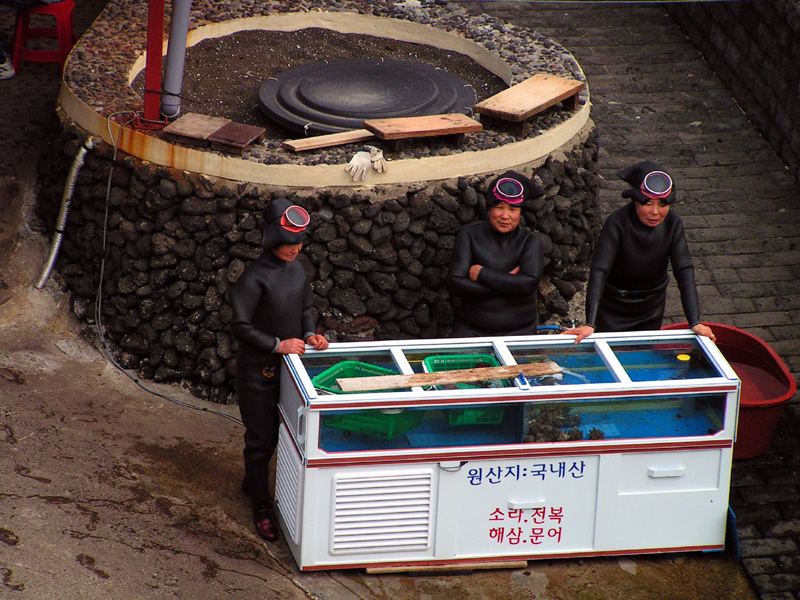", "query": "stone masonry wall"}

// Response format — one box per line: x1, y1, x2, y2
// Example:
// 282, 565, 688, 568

38, 130, 601, 404
668, 0, 800, 181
